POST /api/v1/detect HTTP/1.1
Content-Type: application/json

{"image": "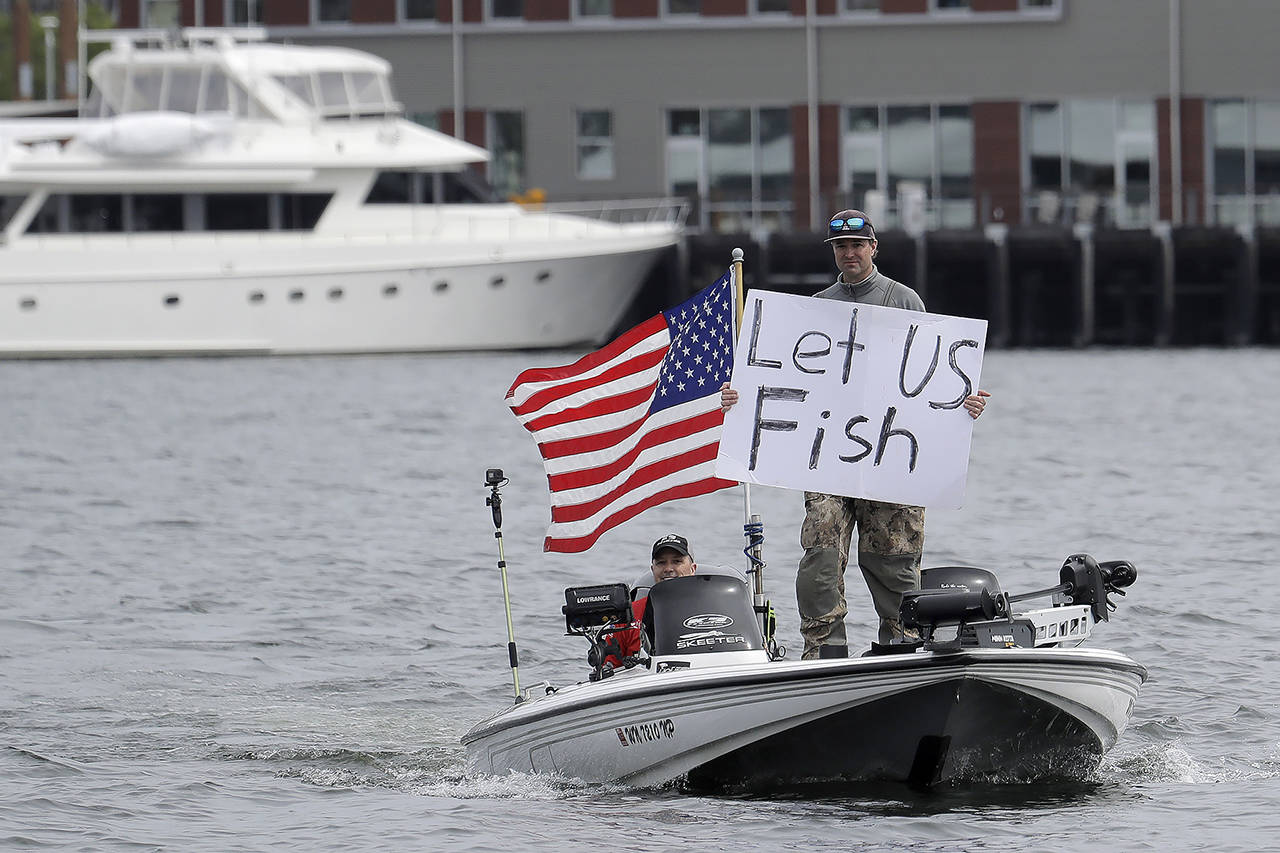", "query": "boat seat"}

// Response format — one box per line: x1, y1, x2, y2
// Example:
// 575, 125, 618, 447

919, 566, 1002, 597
